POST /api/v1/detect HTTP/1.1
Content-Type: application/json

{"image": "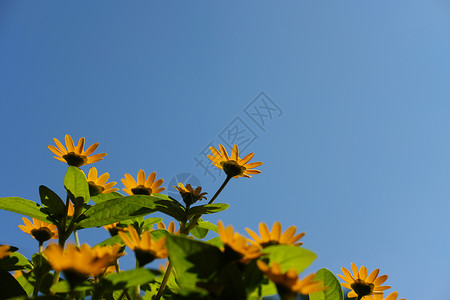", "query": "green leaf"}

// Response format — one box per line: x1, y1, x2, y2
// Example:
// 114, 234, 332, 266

310, 268, 344, 300
190, 220, 218, 239
76, 196, 156, 228
190, 225, 209, 239
263, 245, 317, 274
166, 235, 225, 290
77, 195, 186, 228
99, 268, 159, 292
64, 166, 90, 205
96, 235, 124, 247
0, 270, 27, 298
188, 203, 229, 216
0, 197, 54, 223
39, 185, 65, 219
91, 192, 124, 203
242, 260, 265, 294
0, 252, 32, 271
197, 220, 218, 233
206, 237, 223, 248
50, 280, 93, 293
